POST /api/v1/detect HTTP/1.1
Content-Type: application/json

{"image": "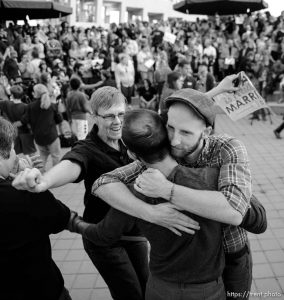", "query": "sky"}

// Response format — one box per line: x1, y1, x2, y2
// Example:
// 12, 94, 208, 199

265, 0, 284, 17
